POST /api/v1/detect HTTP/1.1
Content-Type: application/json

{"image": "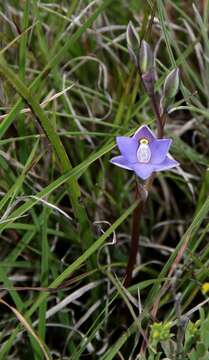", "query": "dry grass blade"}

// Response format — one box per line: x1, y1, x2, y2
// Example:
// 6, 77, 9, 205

0, 298, 51, 360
